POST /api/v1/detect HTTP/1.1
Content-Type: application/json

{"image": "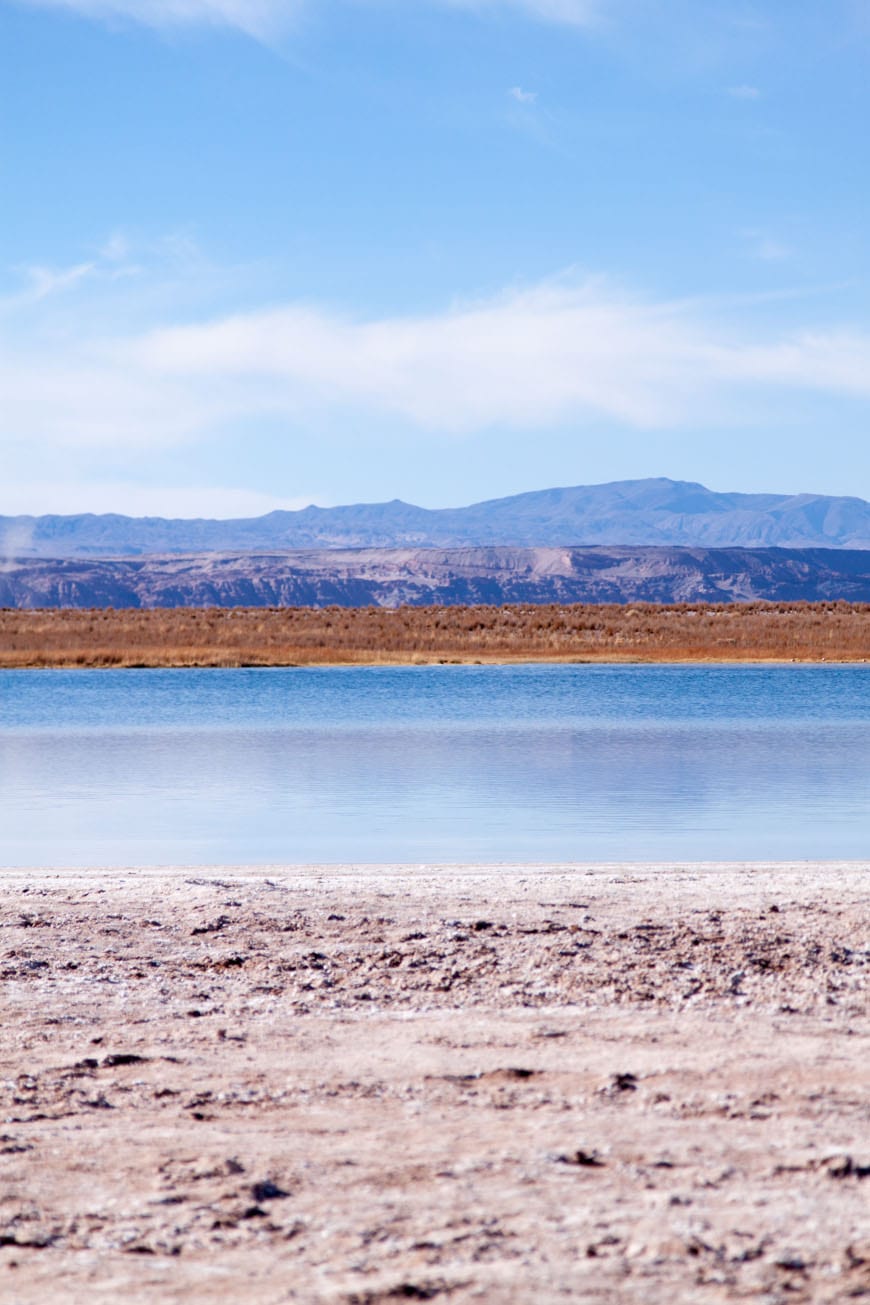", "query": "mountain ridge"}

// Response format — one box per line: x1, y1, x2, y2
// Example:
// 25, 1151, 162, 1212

3, 478, 870, 556
3, 545, 870, 609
